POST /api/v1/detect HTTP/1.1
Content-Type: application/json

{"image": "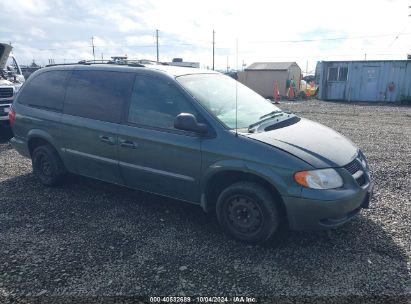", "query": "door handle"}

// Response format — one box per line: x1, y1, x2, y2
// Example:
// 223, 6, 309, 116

99, 135, 116, 145
119, 139, 138, 149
